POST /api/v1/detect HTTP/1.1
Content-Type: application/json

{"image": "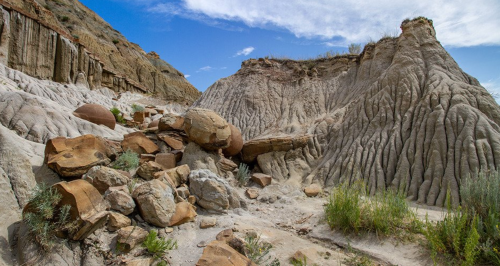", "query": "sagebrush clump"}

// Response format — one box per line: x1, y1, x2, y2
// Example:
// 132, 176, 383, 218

236, 163, 250, 186
142, 230, 177, 259
113, 149, 139, 171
